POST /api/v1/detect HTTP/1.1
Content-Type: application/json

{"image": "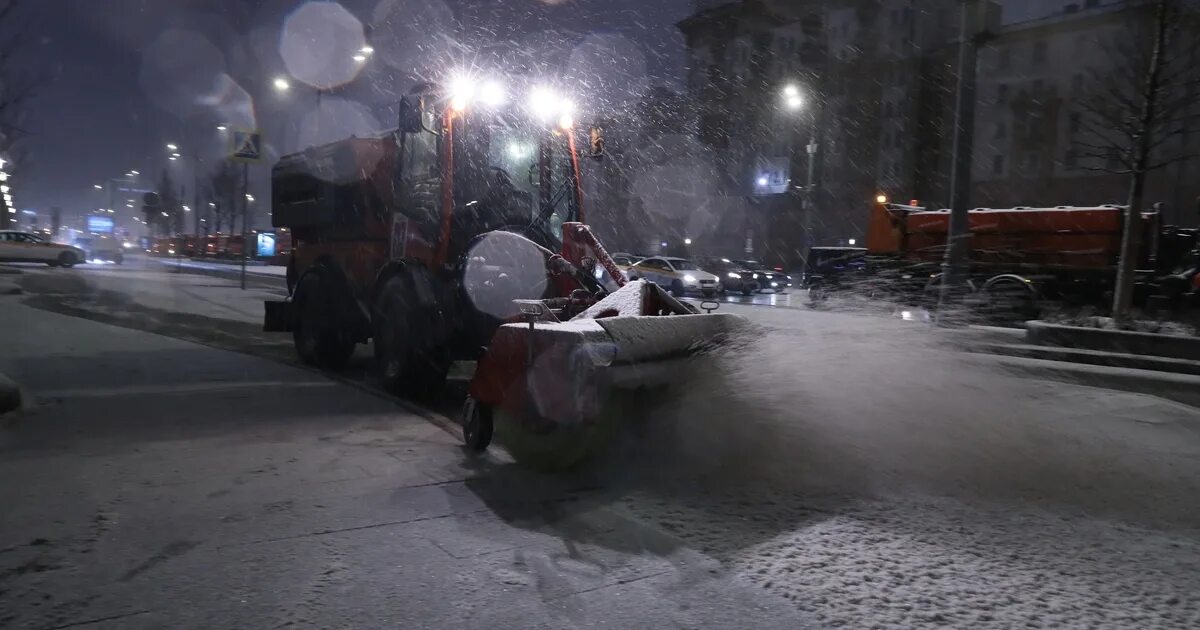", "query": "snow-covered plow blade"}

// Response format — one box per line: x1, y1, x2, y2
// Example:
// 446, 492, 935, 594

463, 280, 747, 469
